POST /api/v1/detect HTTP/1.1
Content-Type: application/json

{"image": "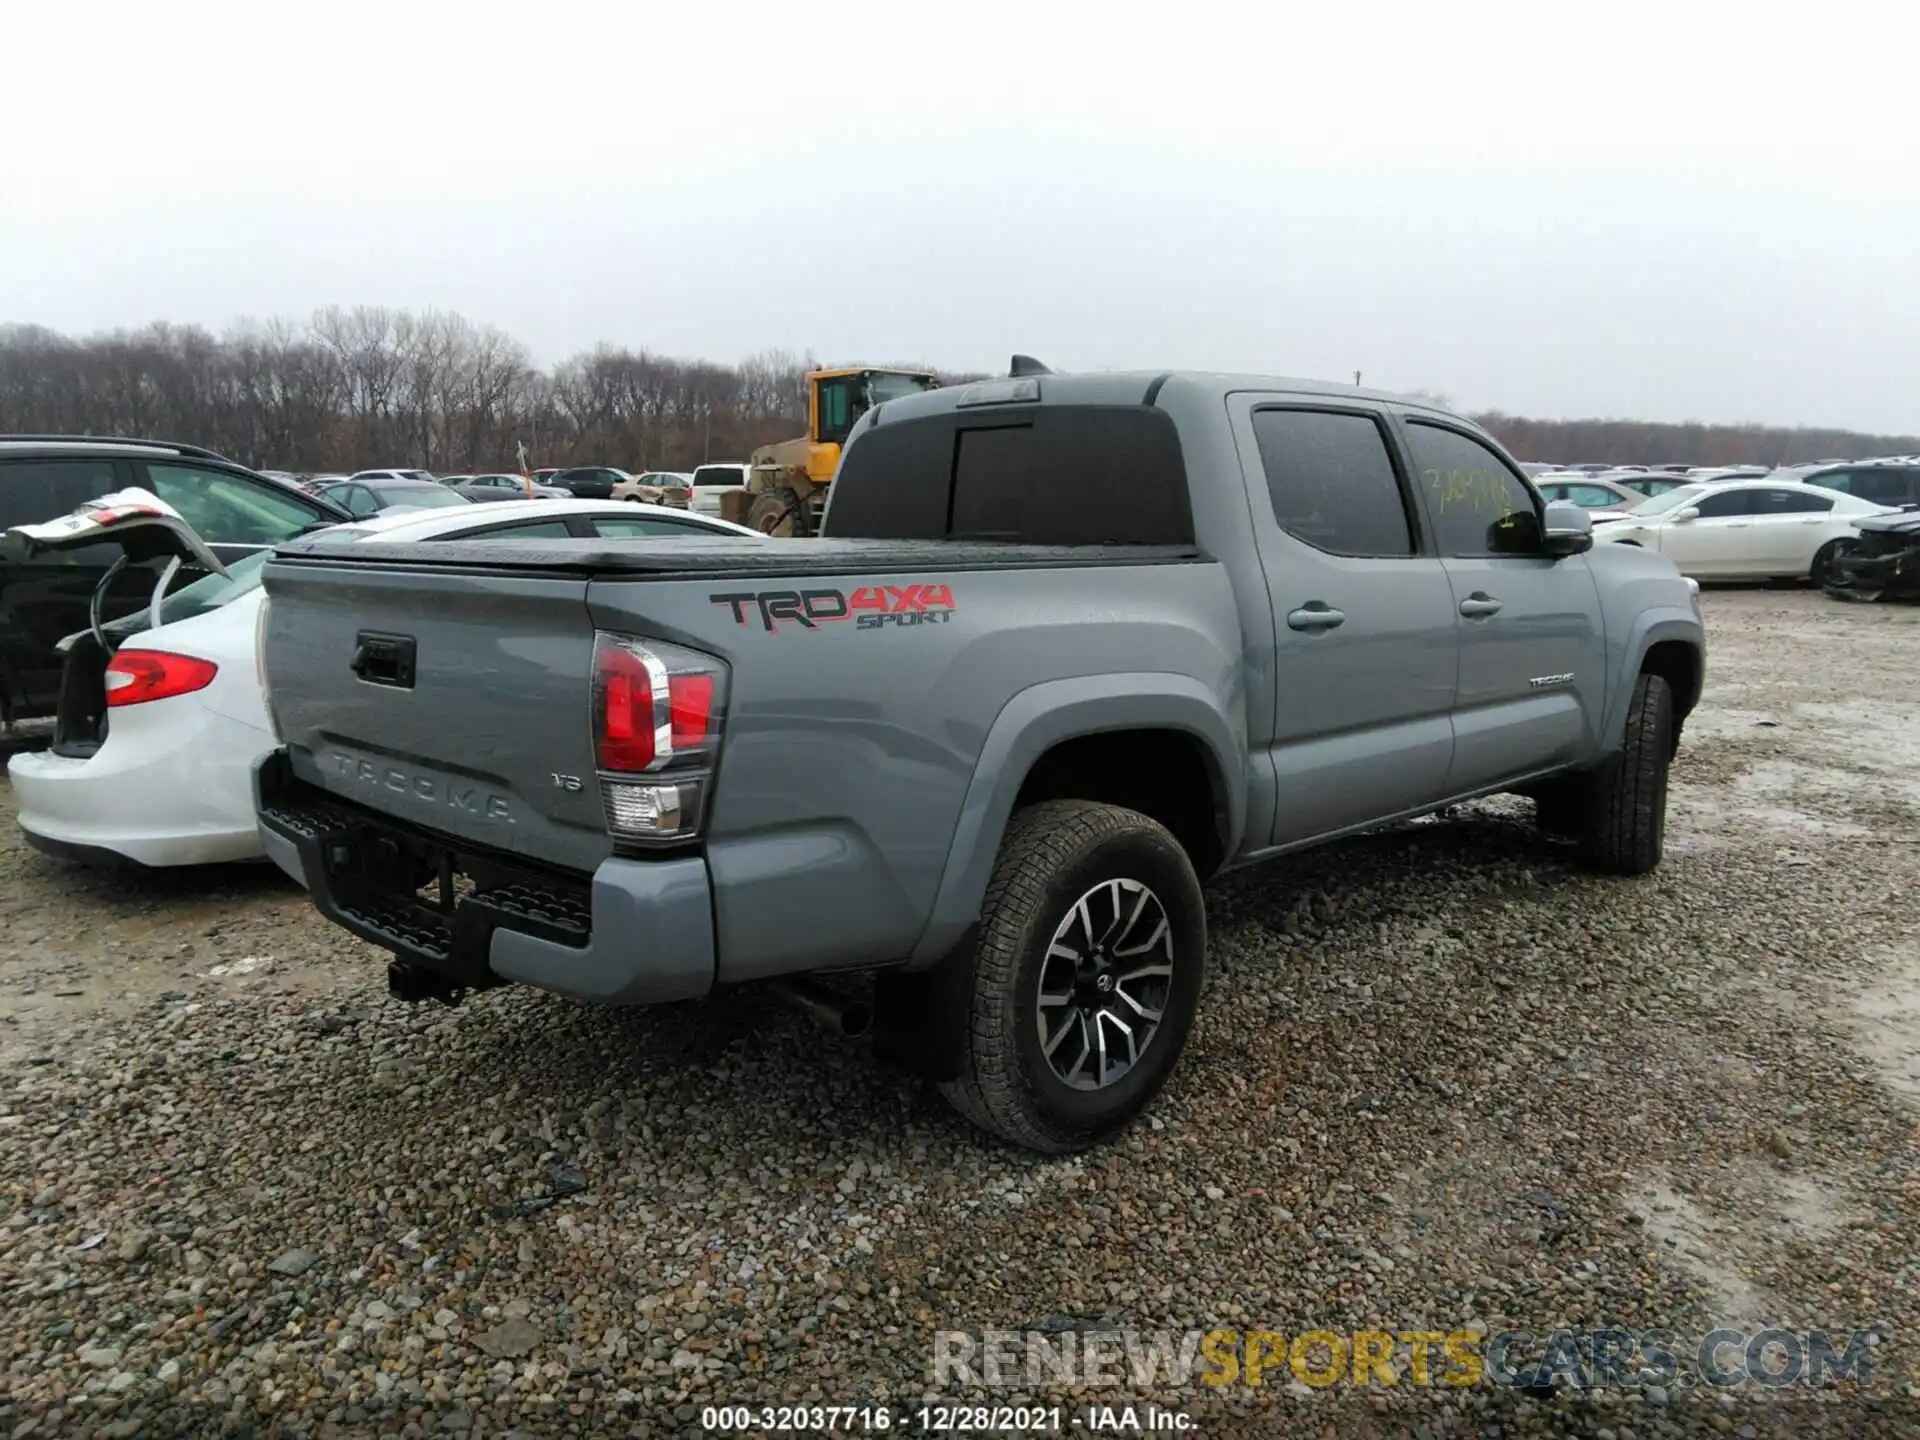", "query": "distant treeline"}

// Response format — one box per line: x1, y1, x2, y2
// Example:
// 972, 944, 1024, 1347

0, 311, 1911, 473
1473, 412, 1920, 468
